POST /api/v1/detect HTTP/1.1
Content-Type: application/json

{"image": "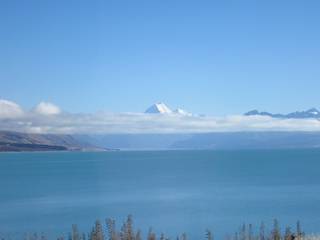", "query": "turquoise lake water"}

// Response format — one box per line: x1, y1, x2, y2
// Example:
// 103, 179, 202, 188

0, 150, 319, 238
